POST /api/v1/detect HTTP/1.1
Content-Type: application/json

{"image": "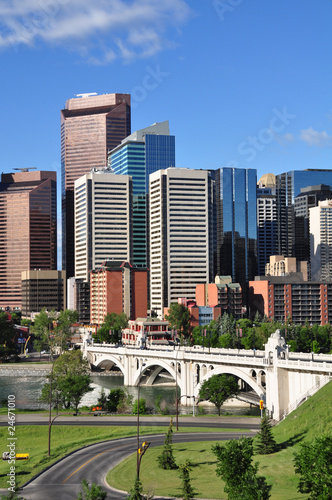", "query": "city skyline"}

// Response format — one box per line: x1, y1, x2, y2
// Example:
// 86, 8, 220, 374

1, 1, 332, 268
